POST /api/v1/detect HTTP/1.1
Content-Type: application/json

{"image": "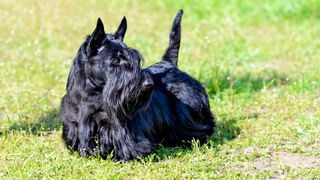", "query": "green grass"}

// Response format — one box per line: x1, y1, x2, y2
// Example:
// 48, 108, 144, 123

1, 0, 320, 179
